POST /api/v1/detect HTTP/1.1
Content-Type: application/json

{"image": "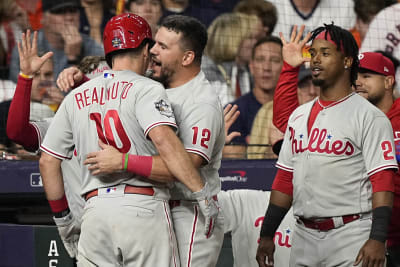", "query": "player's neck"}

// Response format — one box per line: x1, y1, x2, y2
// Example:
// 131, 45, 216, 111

112, 58, 144, 74
376, 94, 394, 114
319, 80, 353, 101
168, 67, 200, 89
